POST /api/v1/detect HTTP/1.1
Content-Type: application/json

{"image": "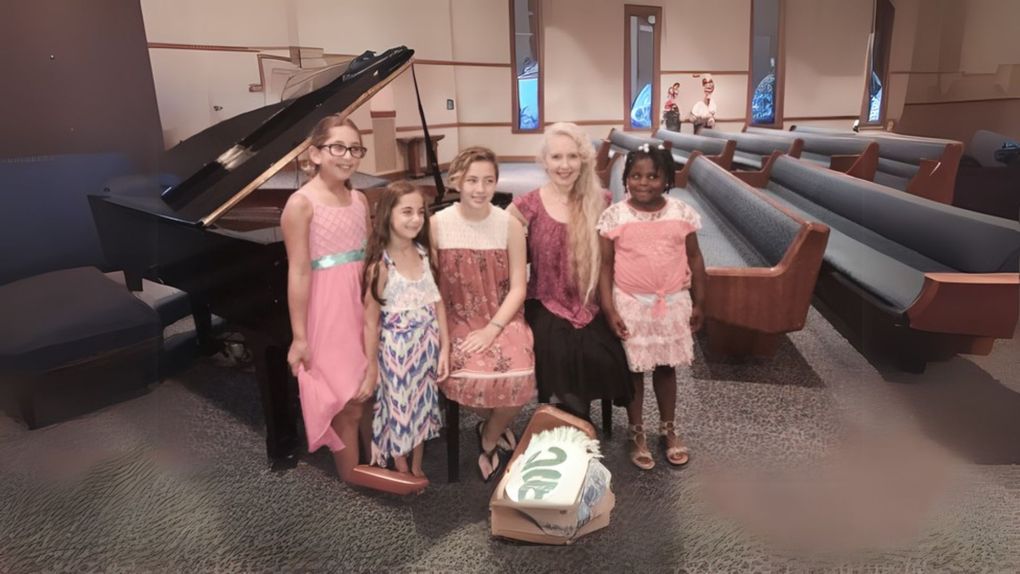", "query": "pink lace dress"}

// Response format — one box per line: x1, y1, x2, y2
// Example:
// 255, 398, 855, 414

597, 197, 702, 371
293, 190, 368, 453
432, 205, 536, 408
512, 190, 633, 408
